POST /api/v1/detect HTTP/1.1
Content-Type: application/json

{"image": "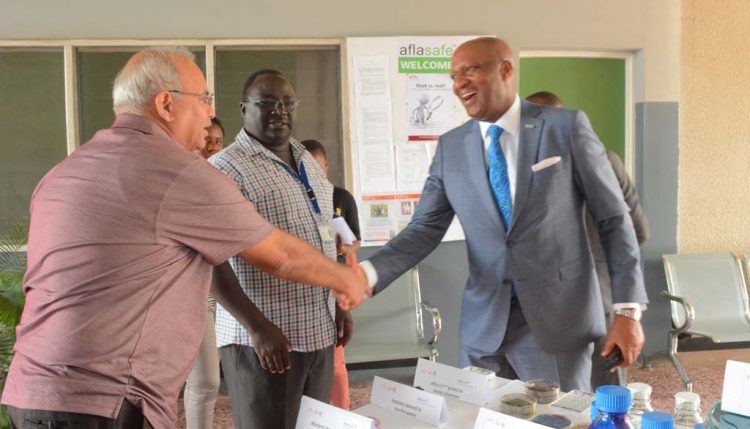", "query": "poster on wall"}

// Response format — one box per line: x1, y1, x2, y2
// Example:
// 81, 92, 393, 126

350, 37, 471, 246
406, 74, 455, 142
